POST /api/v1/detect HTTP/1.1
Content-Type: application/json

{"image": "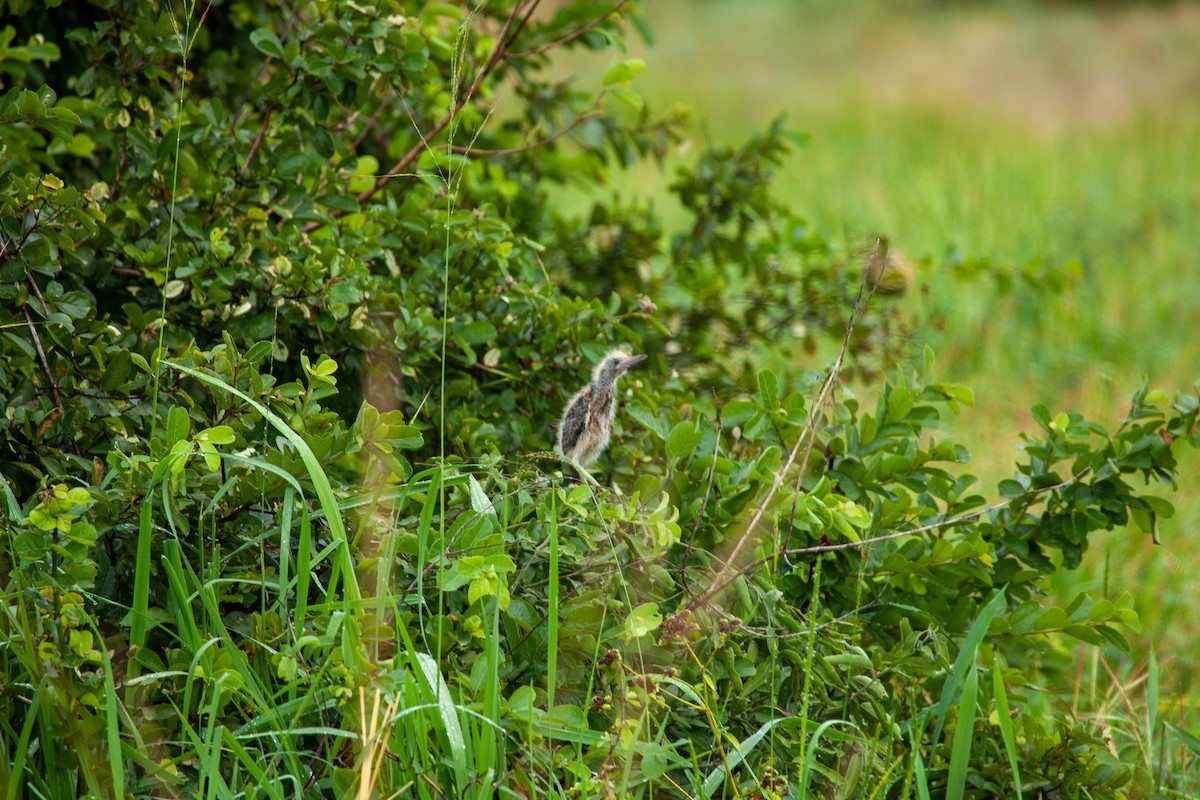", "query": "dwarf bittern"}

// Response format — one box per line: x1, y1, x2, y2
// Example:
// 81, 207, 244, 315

556, 349, 647, 486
